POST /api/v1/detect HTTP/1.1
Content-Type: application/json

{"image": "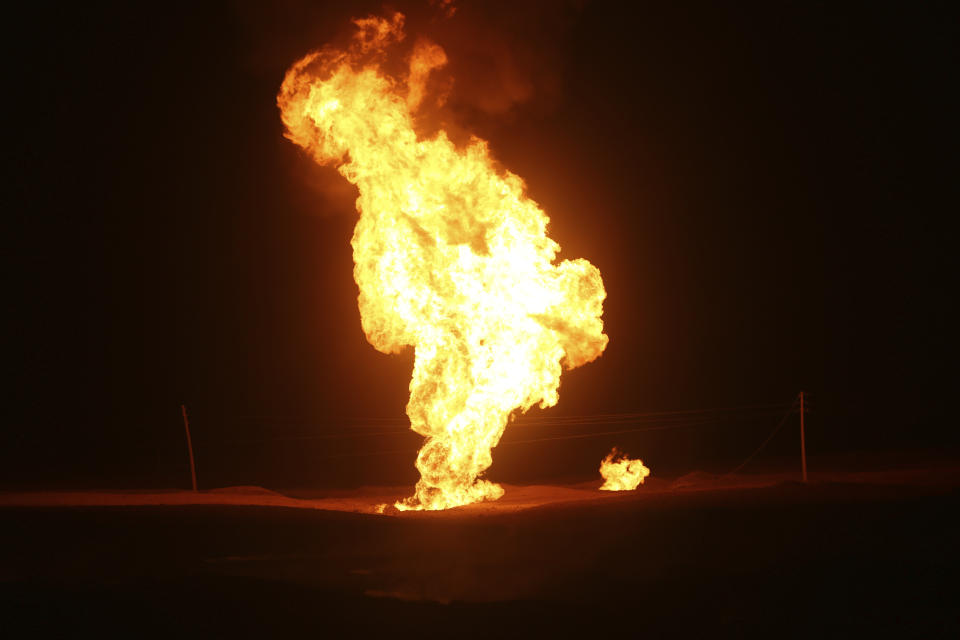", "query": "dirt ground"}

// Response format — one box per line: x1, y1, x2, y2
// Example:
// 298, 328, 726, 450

2, 466, 958, 637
